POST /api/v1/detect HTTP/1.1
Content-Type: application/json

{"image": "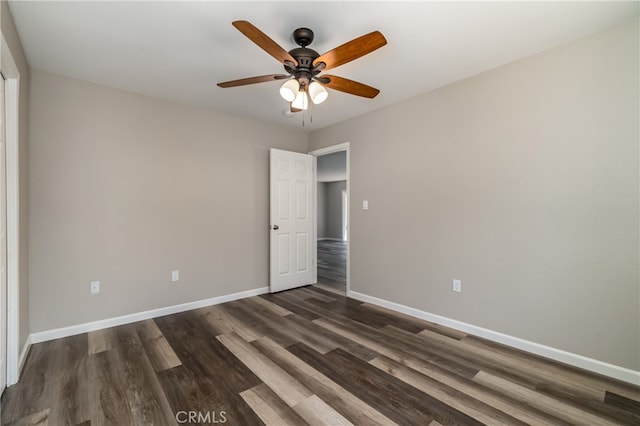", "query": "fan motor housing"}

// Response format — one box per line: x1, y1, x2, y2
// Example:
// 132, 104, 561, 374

284, 46, 321, 86
288, 47, 319, 69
